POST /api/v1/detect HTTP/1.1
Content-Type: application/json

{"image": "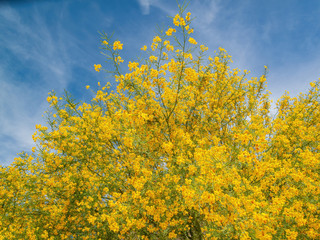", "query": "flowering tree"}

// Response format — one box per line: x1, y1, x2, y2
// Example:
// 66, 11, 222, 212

1, 3, 320, 240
